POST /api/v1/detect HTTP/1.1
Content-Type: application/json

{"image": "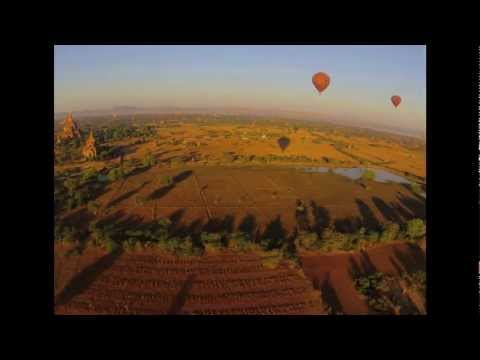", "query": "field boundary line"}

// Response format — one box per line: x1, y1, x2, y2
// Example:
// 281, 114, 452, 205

192, 173, 212, 220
